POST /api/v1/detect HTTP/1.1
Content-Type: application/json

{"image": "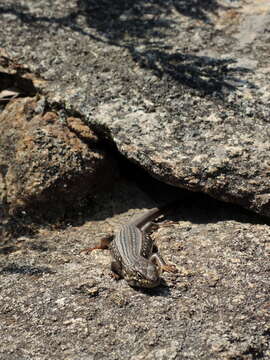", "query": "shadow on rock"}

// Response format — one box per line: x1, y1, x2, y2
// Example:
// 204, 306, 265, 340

0, 263, 54, 276
78, 0, 252, 95
134, 279, 173, 297
0, 1, 254, 96
78, 0, 224, 41
130, 49, 255, 95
